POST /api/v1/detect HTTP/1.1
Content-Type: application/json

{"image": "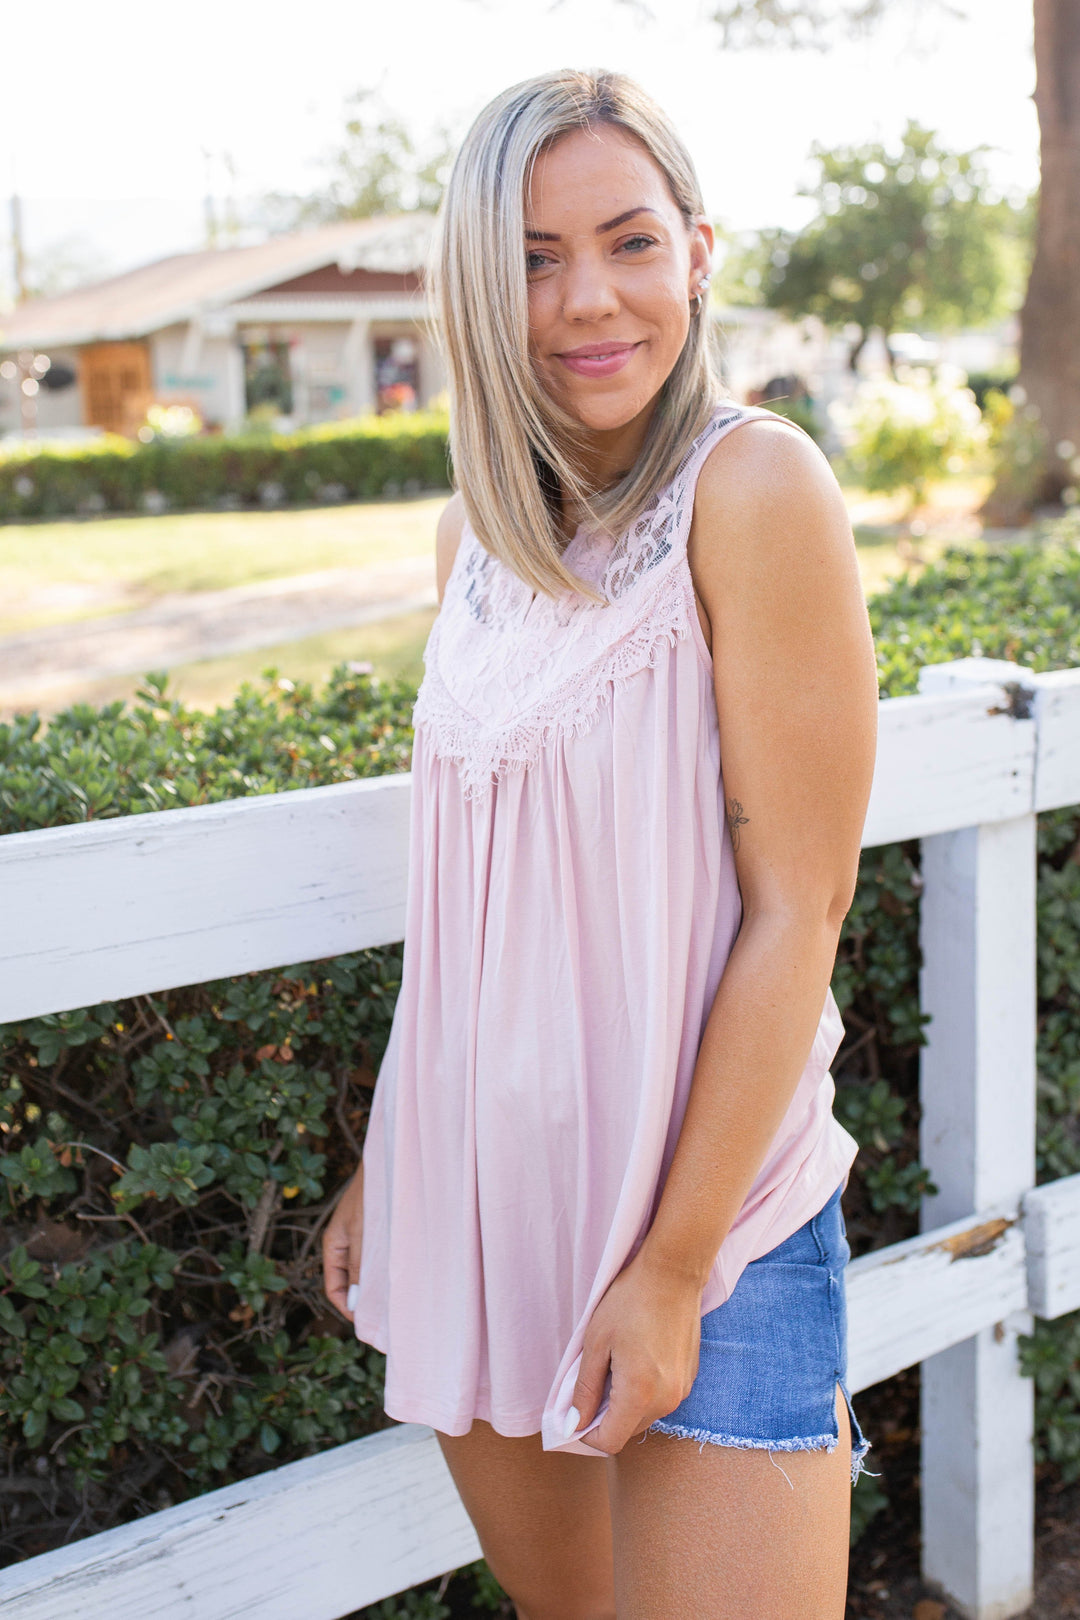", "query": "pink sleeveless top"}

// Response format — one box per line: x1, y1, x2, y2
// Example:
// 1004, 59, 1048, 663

350, 401, 858, 1455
